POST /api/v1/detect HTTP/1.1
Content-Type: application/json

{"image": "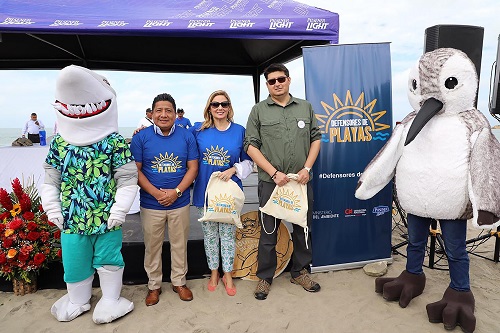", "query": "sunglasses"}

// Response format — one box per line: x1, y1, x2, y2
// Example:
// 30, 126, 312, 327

210, 101, 231, 108
267, 76, 288, 85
